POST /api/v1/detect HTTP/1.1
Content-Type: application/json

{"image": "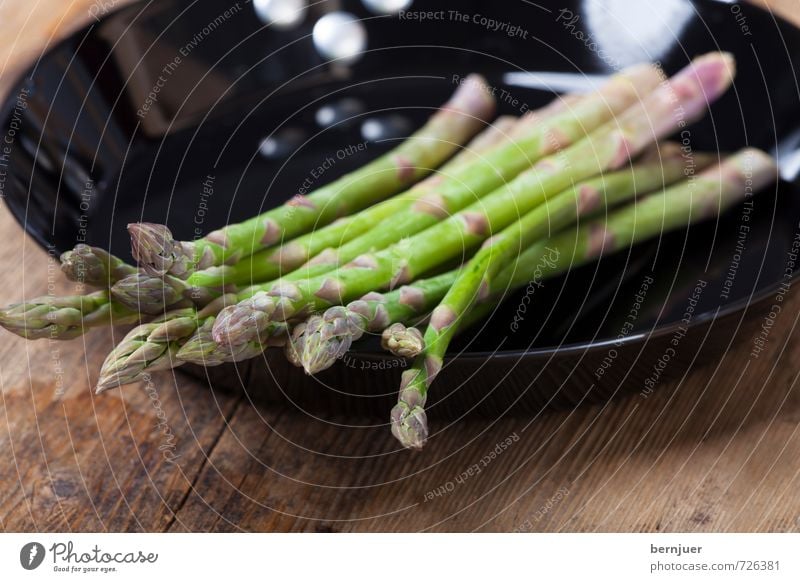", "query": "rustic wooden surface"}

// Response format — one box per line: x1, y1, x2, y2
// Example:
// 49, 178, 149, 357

2, 0, 800, 533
